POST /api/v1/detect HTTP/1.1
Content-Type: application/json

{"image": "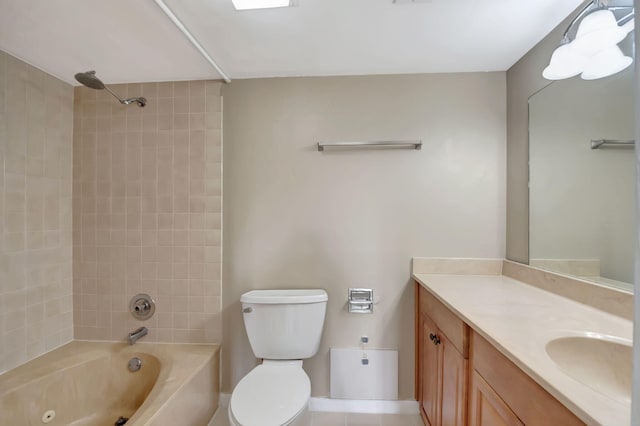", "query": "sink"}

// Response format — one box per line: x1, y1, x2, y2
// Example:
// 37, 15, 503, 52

545, 334, 632, 402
